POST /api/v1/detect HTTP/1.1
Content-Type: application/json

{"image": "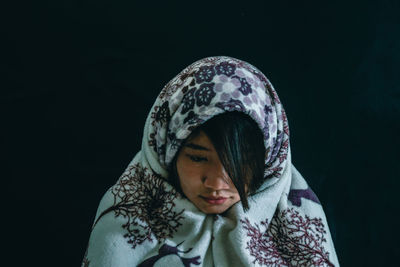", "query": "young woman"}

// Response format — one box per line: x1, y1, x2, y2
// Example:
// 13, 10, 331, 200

82, 56, 339, 266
